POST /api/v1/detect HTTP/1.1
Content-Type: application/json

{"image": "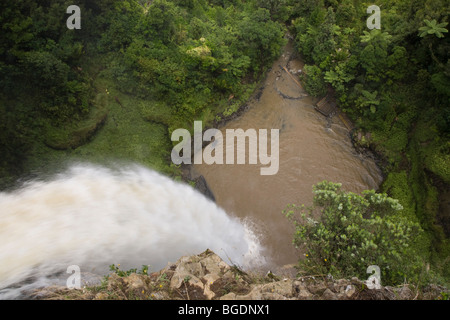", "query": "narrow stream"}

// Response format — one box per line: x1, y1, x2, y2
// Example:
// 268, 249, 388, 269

192, 41, 383, 270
